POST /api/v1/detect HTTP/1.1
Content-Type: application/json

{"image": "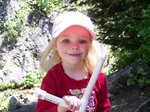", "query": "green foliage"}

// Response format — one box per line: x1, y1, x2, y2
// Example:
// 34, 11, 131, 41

36, 0, 91, 13
65, 0, 91, 12
0, 71, 44, 91
111, 48, 136, 71
87, 0, 150, 86
36, 0, 67, 12
4, 2, 31, 38
28, 0, 90, 27
24, 71, 44, 88
0, 93, 10, 111
0, 81, 23, 91
0, 72, 44, 111
127, 68, 150, 86
129, 4, 150, 86
136, 5, 150, 68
